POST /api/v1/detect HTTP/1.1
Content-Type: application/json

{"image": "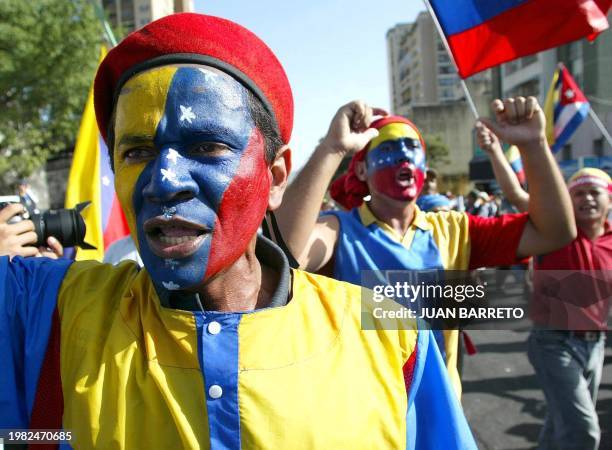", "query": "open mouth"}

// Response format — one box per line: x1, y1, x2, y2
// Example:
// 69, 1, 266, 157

144, 216, 210, 259
396, 166, 415, 187
578, 203, 598, 213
